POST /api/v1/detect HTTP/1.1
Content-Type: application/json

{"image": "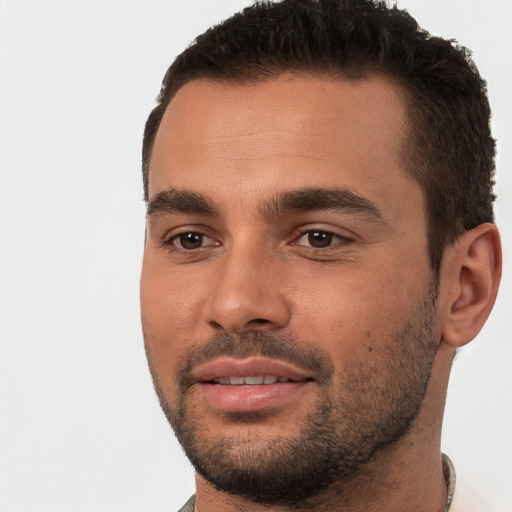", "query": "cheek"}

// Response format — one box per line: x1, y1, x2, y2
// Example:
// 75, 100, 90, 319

141, 260, 204, 329
288, 262, 427, 356
140, 265, 206, 381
